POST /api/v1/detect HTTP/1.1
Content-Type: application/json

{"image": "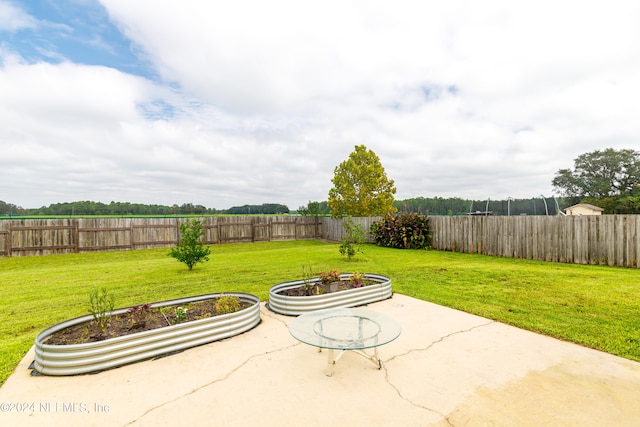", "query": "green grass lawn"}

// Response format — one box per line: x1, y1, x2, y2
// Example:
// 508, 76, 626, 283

1, 240, 639, 386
